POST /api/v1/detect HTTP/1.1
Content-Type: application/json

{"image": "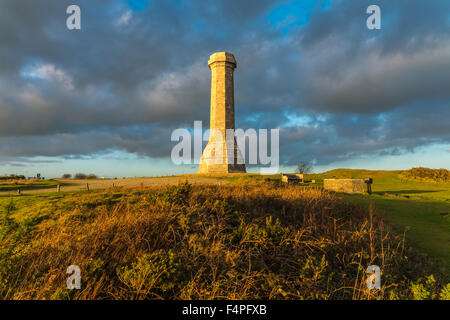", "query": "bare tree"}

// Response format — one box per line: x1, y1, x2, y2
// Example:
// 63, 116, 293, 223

295, 162, 312, 174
